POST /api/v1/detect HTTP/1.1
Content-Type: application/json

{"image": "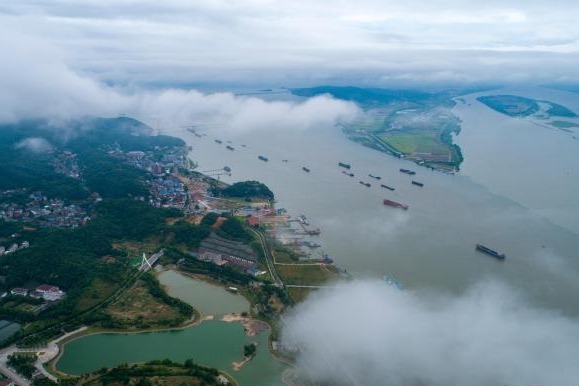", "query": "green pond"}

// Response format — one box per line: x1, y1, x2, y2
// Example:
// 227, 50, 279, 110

56, 271, 286, 386
157, 270, 249, 316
